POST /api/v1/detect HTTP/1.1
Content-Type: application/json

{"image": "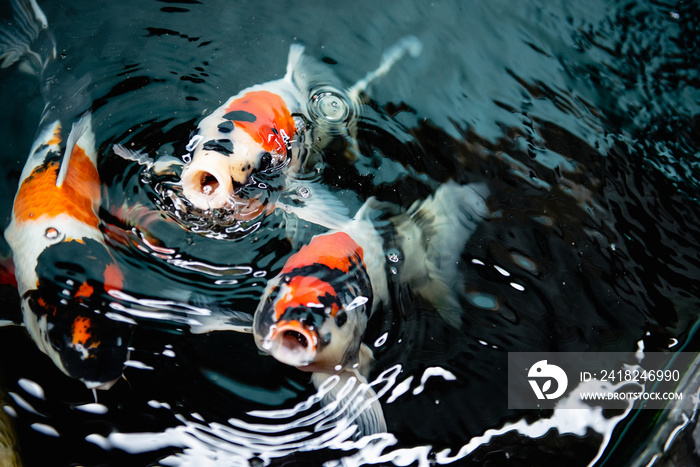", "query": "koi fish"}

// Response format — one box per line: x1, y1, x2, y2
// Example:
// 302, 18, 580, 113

2, 1, 131, 389
171, 36, 423, 225
4, 114, 132, 390
253, 181, 490, 436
